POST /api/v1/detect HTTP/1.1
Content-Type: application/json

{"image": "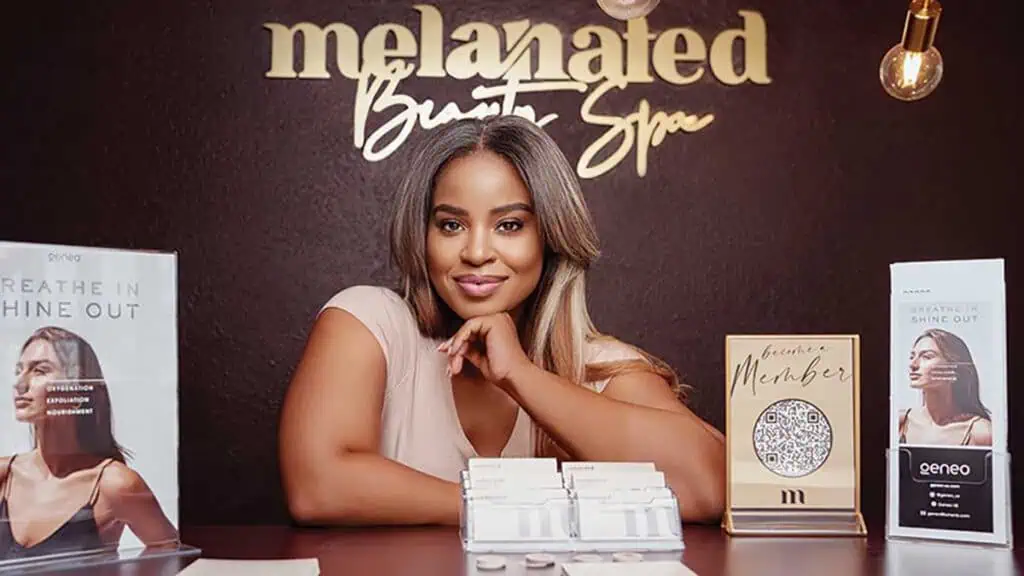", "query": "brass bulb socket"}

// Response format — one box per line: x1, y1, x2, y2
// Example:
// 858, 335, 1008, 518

901, 0, 942, 52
